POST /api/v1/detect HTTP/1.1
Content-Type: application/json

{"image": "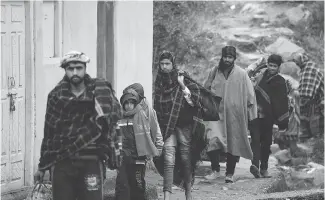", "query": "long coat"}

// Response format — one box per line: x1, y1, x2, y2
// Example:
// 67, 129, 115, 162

205, 65, 257, 159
